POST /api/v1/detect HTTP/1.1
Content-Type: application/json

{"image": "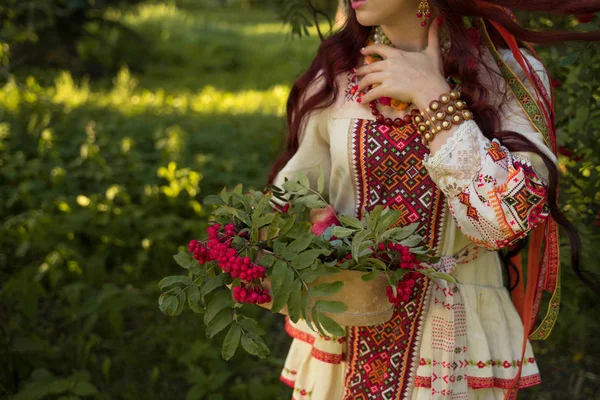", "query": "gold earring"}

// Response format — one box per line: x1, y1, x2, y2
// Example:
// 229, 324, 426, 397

416, 0, 431, 28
